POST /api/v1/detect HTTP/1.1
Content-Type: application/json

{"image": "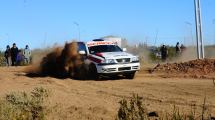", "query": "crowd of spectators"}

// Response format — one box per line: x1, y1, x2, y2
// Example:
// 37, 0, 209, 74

4, 43, 31, 66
